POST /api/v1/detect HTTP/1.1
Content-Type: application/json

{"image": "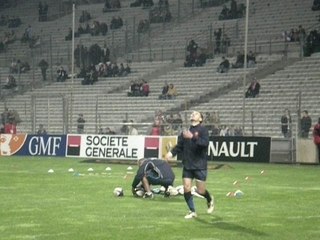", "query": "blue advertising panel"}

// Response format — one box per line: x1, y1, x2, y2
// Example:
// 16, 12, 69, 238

0, 134, 67, 156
